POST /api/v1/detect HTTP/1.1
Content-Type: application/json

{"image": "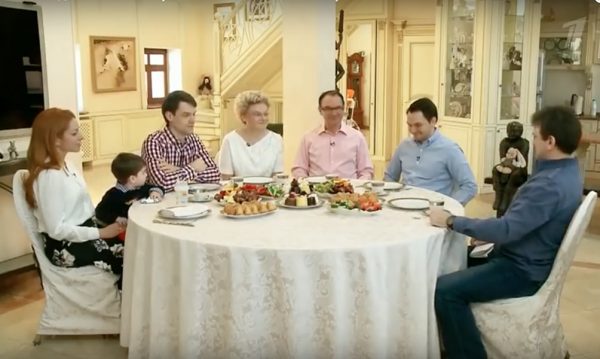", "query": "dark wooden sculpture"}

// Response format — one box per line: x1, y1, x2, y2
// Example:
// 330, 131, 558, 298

492, 121, 529, 217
